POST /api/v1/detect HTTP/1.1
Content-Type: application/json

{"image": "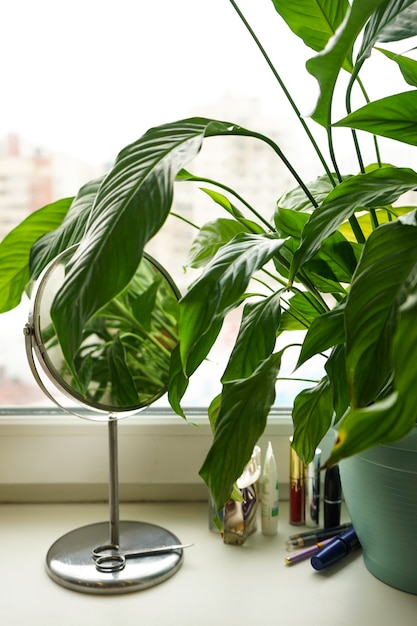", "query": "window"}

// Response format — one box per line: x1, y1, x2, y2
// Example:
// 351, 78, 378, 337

2, 2, 410, 498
